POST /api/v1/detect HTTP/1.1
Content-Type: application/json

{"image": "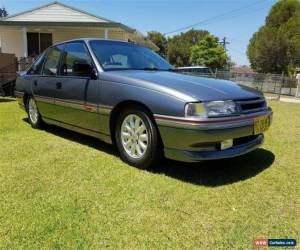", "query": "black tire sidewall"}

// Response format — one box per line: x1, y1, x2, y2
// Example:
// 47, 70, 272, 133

115, 106, 161, 169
